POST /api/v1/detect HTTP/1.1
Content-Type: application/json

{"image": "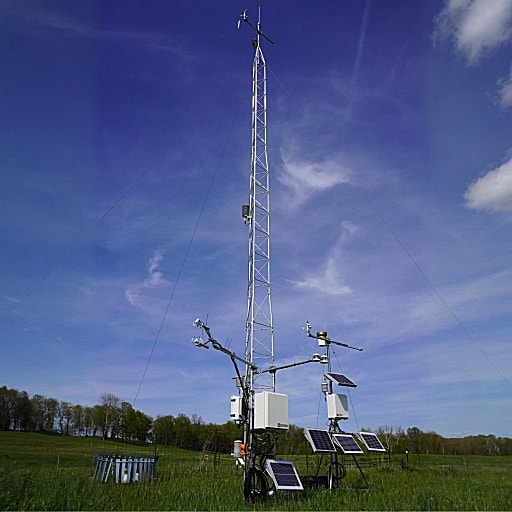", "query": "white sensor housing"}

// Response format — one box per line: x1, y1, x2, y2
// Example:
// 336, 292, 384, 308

254, 392, 289, 430
327, 393, 349, 420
